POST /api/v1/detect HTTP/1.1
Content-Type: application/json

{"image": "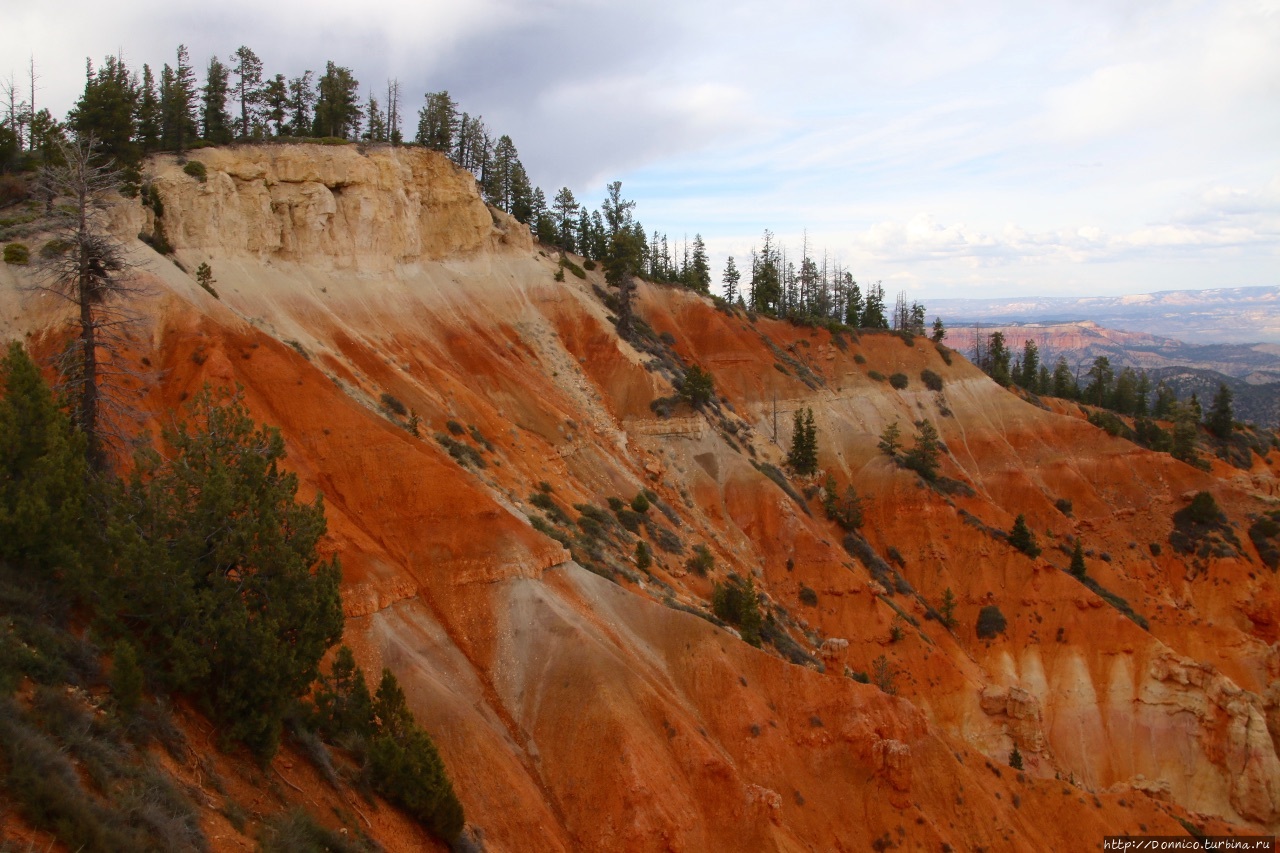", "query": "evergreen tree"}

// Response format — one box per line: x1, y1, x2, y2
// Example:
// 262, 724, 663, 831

1084, 356, 1113, 408
1152, 382, 1177, 419
1052, 357, 1077, 399
1171, 403, 1201, 466
1134, 371, 1151, 418
229, 46, 263, 139
257, 74, 287, 136
1017, 340, 1039, 390
1207, 383, 1234, 439
939, 587, 957, 629
363, 94, 386, 142
312, 645, 374, 741
862, 282, 888, 328
1112, 368, 1139, 415
878, 421, 901, 457
845, 279, 864, 327
750, 231, 782, 314
161, 45, 199, 153
1069, 538, 1086, 578
67, 55, 138, 171
1008, 514, 1040, 558
931, 317, 946, 343
416, 91, 458, 152
286, 71, 316, 136
721, 256, 741, 303
109, 388, 343, 757
551, 187, 579, 253
689, 234, 711, 293
313, 62, 362, 139
903, 419, 942, 482
367, 669, 464, 842
1010, 743, 1023, 770
788, 408, 818, 475
200, 56, 233, 144
986, 332, 1011, 386
0, 342, 88, 583
634, 540, 651, 570
136, 64, 161, 153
